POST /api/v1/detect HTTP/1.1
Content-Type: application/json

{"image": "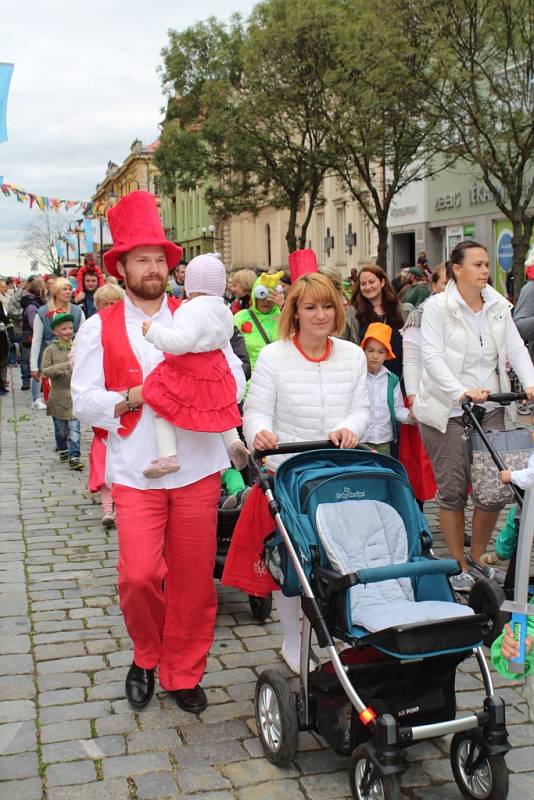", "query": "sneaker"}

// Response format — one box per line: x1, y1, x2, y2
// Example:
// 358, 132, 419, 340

101, 510, 116, 527
466, 553, 505, 585
21, 384, 30, 391
227, 439, 250, 472
450, 572, 475, 593
32, 398, 46, 410
69, 458, 85, 471
143, 455, 180, 479
58, 450, 69, 462
518, 402, 532, 415
0, 387, 8, 395
219, 493, 238, 510
236, 486, 253, 508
